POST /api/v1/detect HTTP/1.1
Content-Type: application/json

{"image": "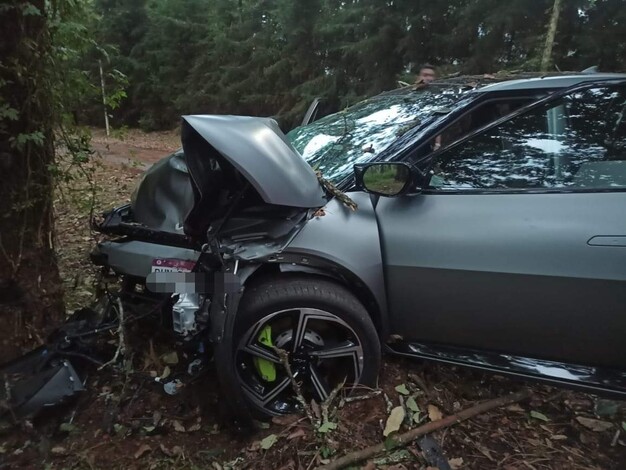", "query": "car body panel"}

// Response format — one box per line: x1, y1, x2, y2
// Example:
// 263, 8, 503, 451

476, 73, 626, 93
377, 183, 626, 370
182, 115, 326, 209
281, 192, 388, 333
97, 240, 200, 278
131, 150, 193, 232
